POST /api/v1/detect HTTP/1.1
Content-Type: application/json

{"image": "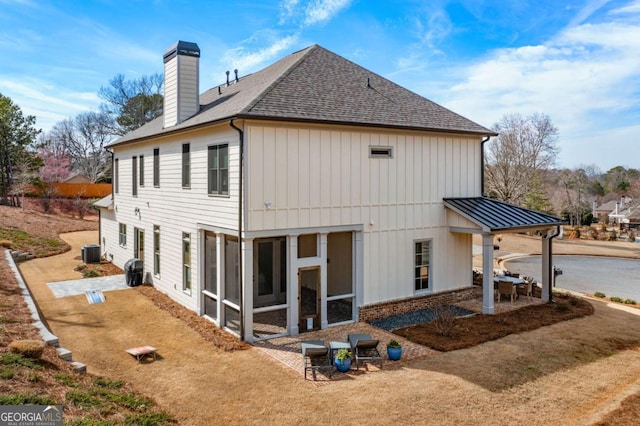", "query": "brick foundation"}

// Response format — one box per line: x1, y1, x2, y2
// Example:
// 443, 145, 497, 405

358, 286, 482, 323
